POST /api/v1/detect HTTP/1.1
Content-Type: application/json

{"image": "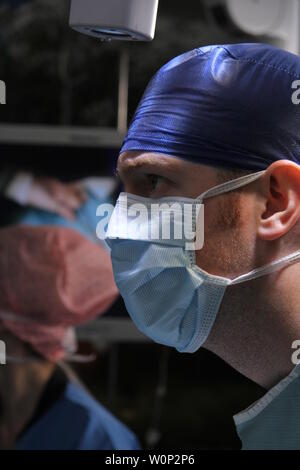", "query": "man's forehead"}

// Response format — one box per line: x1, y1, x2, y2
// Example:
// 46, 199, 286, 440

118, 151, 181, 167
117, 151, 208, 176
